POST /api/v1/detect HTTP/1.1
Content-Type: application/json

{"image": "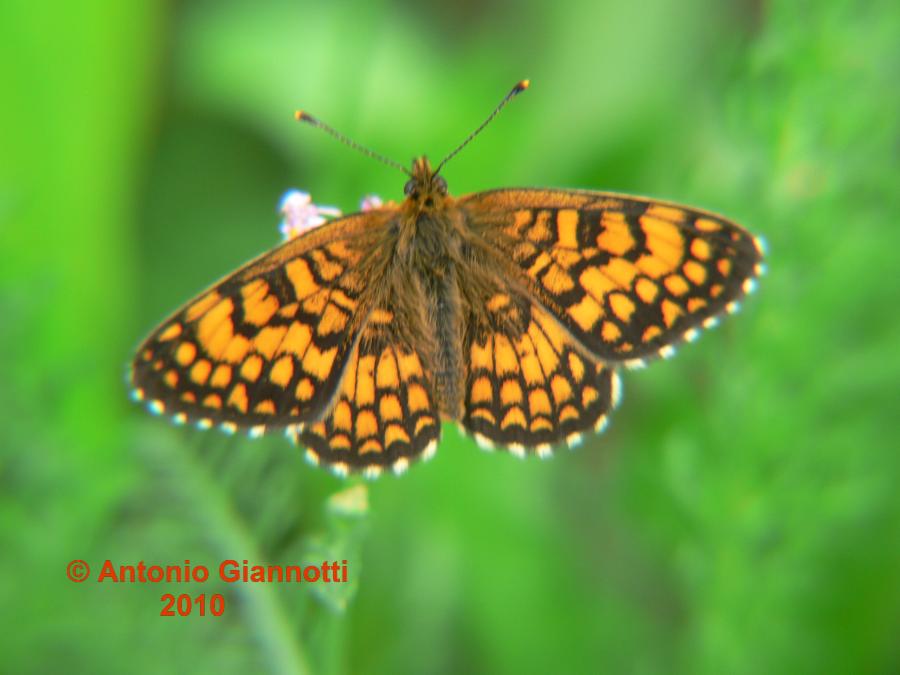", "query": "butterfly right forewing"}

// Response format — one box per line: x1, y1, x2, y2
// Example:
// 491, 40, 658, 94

460, 189, 764, 366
